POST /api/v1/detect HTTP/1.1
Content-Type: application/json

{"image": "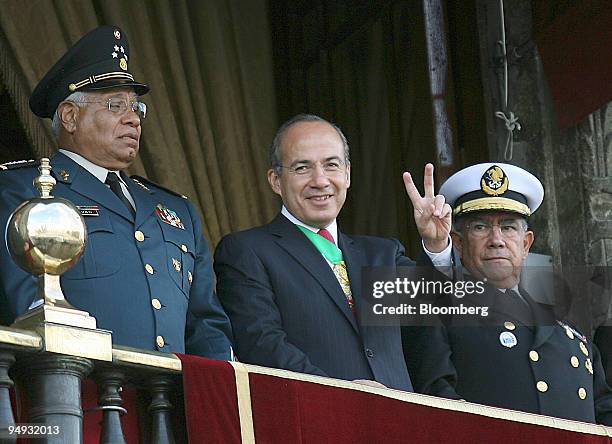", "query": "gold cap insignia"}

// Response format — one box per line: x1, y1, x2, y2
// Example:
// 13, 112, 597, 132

119, 58, 128, 71
481, 165, 509, 196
